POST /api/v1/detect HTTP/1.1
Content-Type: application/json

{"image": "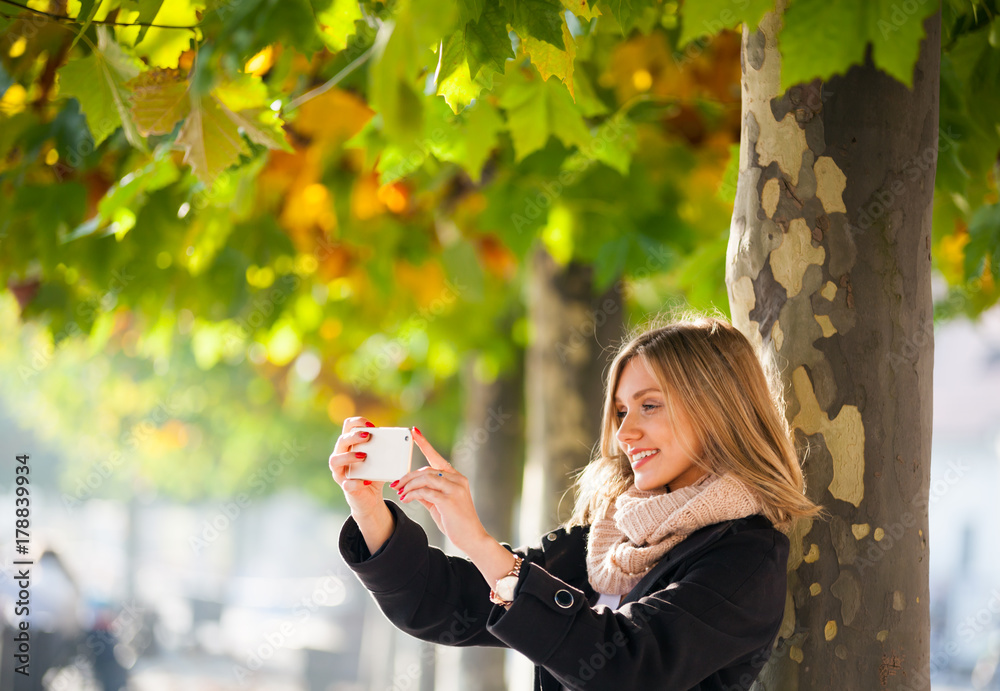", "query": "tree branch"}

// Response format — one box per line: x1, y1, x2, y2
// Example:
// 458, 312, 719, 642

0, 0, 198, 30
